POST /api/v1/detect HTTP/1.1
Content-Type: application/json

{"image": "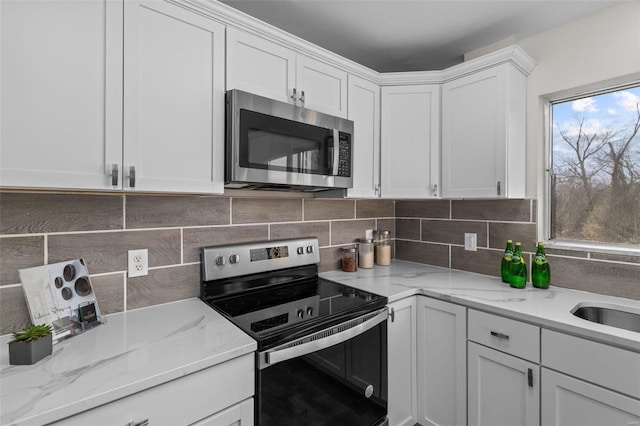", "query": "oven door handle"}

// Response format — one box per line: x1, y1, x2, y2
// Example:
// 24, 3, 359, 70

260, 308, 388, 369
